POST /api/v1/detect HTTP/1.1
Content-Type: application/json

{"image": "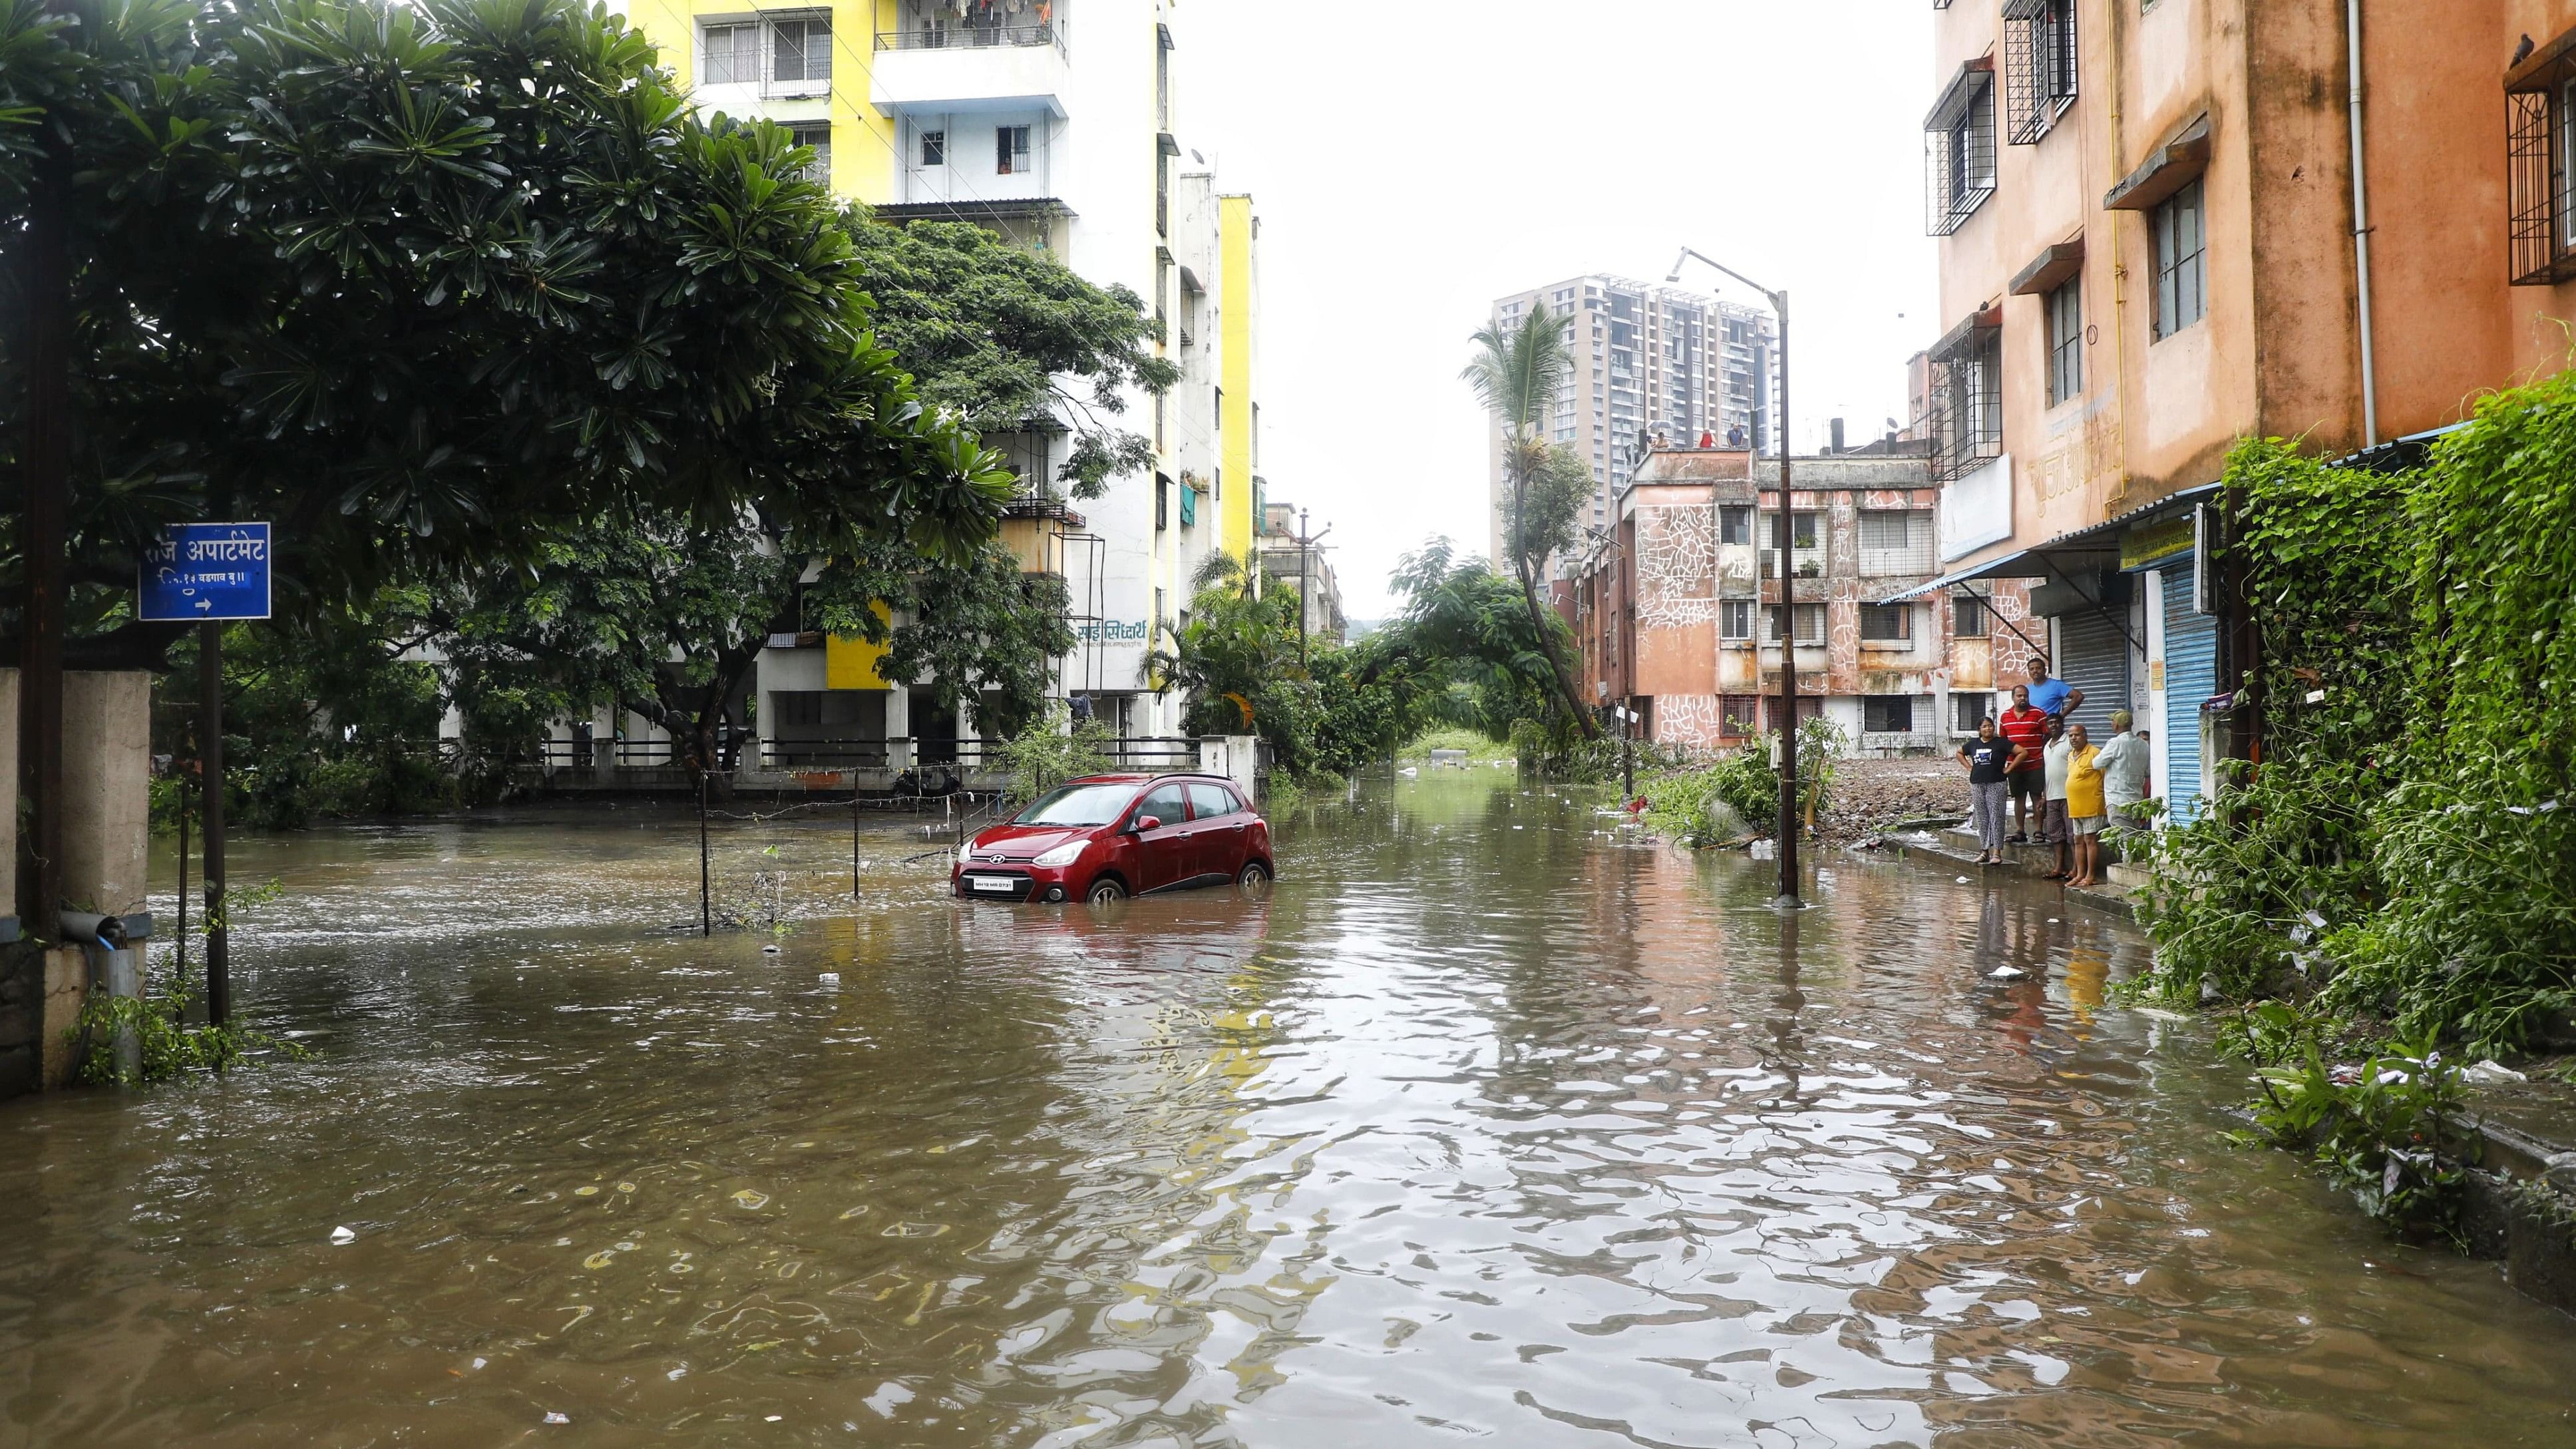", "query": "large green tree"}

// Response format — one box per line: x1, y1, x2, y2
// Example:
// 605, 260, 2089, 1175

421, 208, 1173, 775
1460, 311, 1598, 737
3, 0, 1000, 672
